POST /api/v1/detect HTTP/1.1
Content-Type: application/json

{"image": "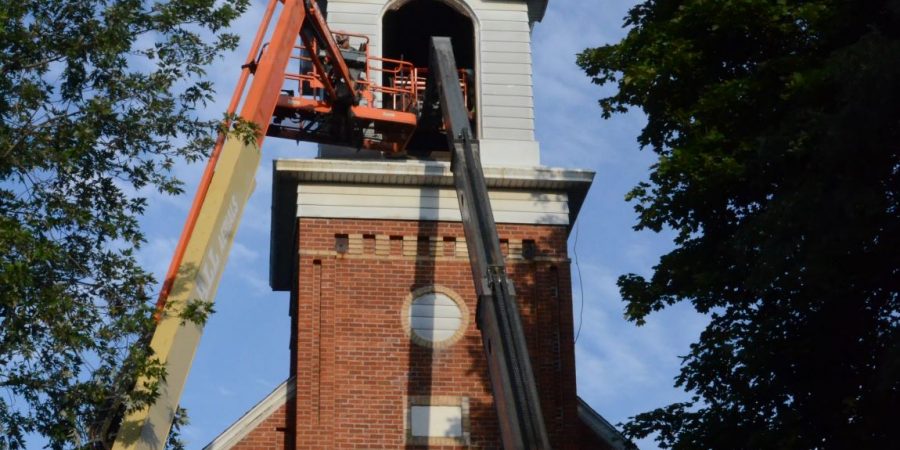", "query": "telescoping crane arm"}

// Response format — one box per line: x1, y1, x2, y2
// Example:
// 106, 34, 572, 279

113, 1, 550, 448
426, 37, 552, 450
